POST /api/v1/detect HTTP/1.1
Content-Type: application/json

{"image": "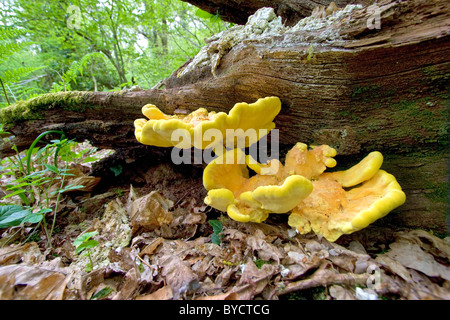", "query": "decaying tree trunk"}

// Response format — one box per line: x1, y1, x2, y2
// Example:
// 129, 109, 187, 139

182, 0, 372, 26
0, 0, 448, 234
